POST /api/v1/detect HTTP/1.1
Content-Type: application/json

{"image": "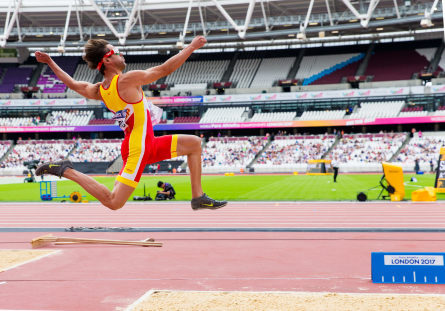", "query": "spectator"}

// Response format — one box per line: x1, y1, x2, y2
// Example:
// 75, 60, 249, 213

168, 163, 172, 173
